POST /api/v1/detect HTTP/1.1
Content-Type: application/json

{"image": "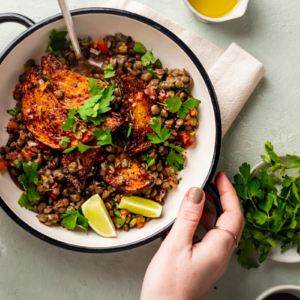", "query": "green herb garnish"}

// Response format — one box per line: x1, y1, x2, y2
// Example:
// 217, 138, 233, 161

18, 162, 39, 210
141, 49, 157, 67
166, 151, 184, 174
47, 29, 68, 53
166, 95, 201, 119
60, 136, 70, 146
103, 62, 115, 79
134, 42, 146, 54
62, 208, 89, 234
7, 107, 21, 116
147, 117, 171, 144
141, 153, 155, 169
